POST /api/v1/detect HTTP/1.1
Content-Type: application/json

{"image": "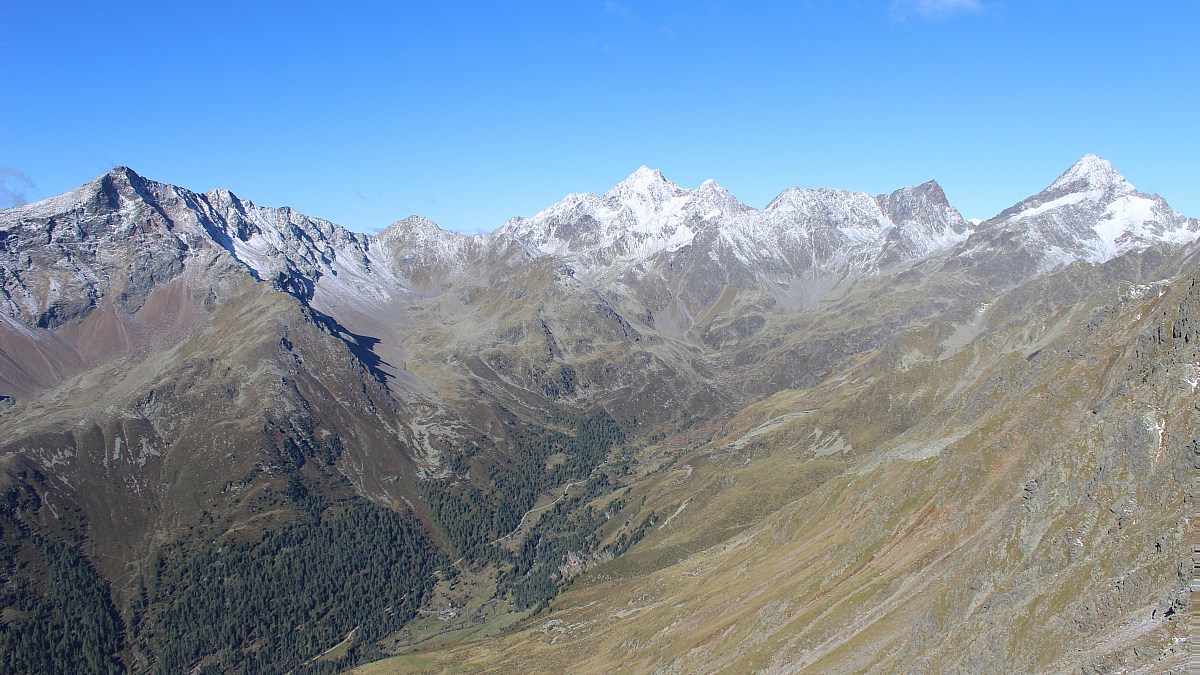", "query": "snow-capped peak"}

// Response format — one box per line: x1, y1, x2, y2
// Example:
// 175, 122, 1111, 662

688, 178, 751, 218
693, 178, 731, 199
500, 173, 973, 278
991, 155, 1137, 226
764, 186, 876, 216
975, 155, 1198, 268
498, 168, 693, 263
603, 166, 684, 203
2, 166, 150, 221
1048, 154, 1133, 194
